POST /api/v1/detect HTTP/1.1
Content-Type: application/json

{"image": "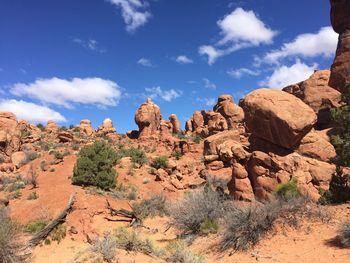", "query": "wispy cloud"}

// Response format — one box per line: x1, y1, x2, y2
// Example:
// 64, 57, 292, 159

175, 55, 193, 64
227, 68, 260, 79
0, 99, 66, 123
137, 58, 153, 67
203, 78, 217, 90
199, 8, 277, 64
107, 0, 151, 33
10, 77, 122, 108
145, 86, 182, 102
73, 38, 106, 53
196, 97, 216, 107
